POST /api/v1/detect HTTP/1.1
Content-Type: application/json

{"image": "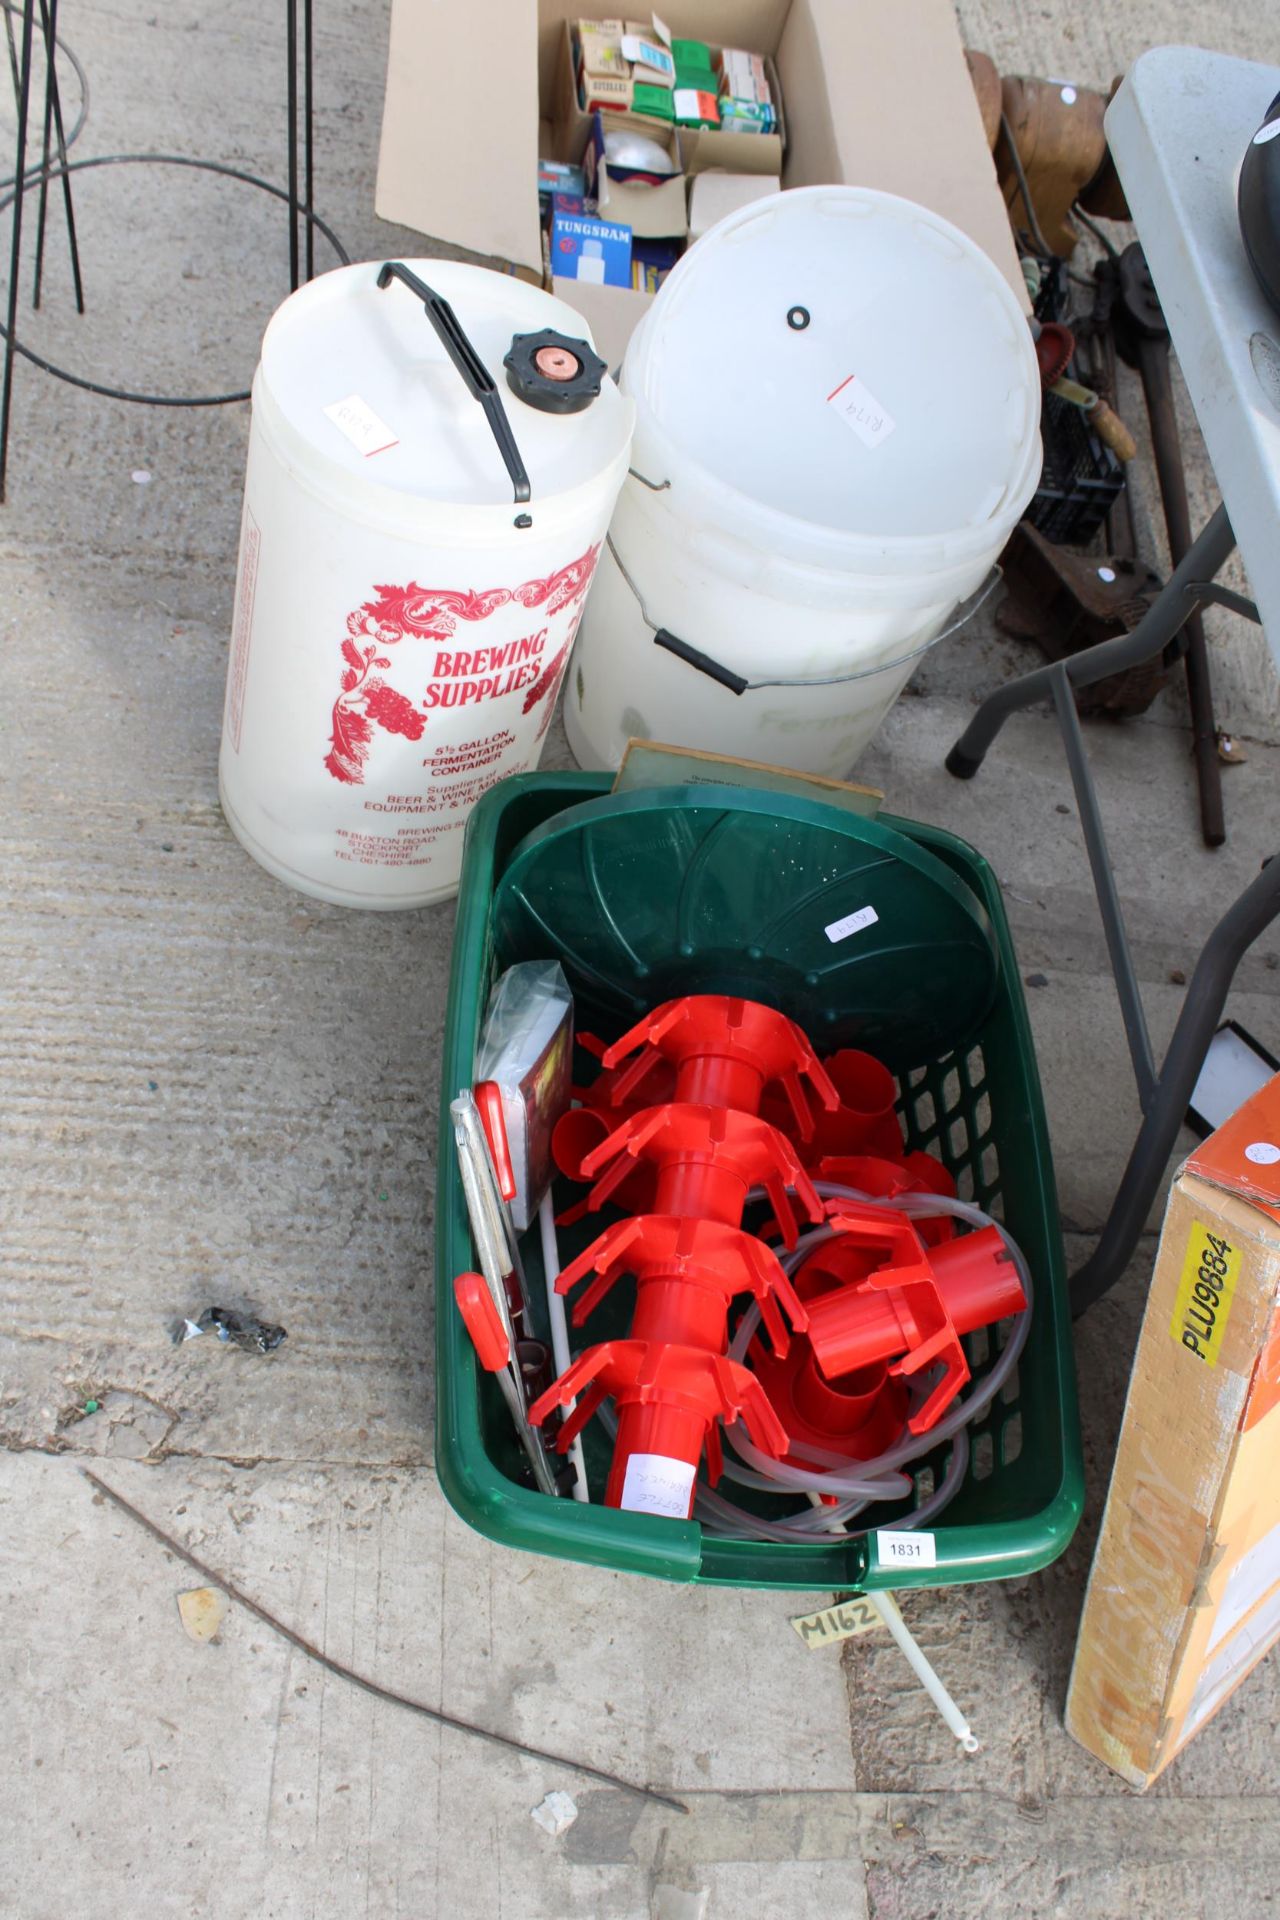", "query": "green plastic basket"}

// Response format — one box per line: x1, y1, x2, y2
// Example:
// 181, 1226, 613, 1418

436, 772, 1083, 1590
